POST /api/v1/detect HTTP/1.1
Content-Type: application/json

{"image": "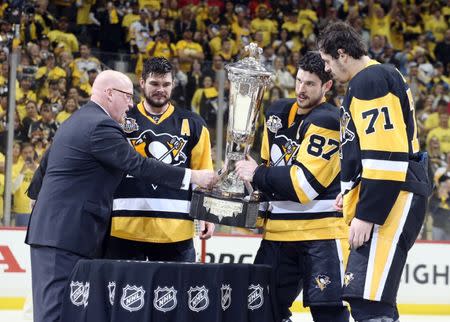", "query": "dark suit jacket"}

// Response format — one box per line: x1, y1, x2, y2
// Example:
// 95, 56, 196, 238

25, 101, 186, 258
